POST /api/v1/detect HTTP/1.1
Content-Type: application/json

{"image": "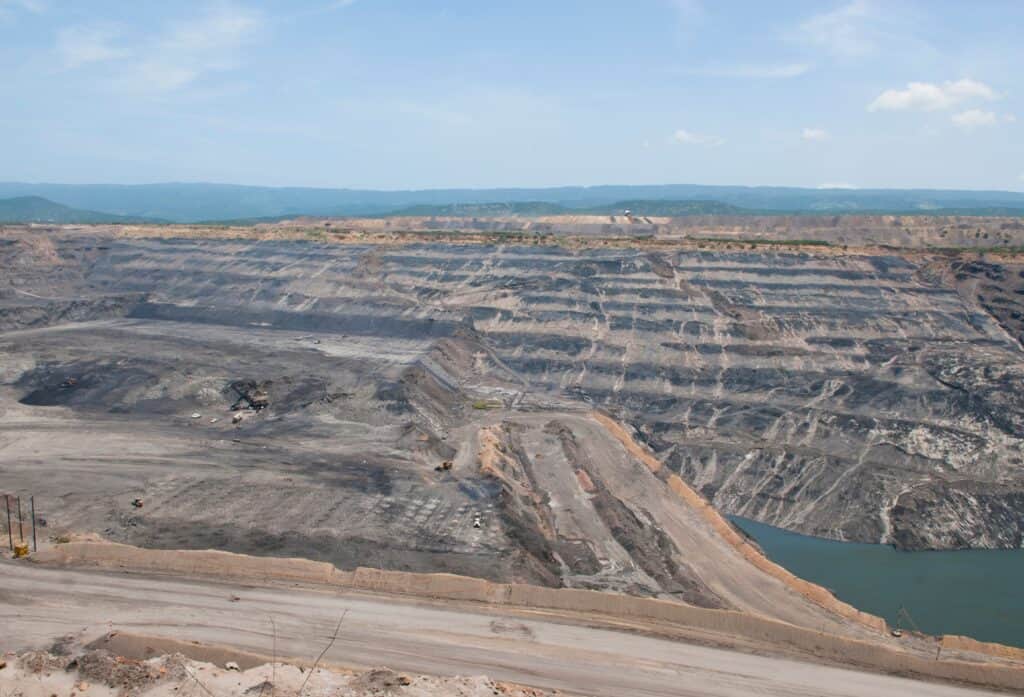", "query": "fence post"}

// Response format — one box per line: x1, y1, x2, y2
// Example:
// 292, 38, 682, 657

17, 496, 24, 544
31, 496, 37, 552
4, 495, 11, 551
